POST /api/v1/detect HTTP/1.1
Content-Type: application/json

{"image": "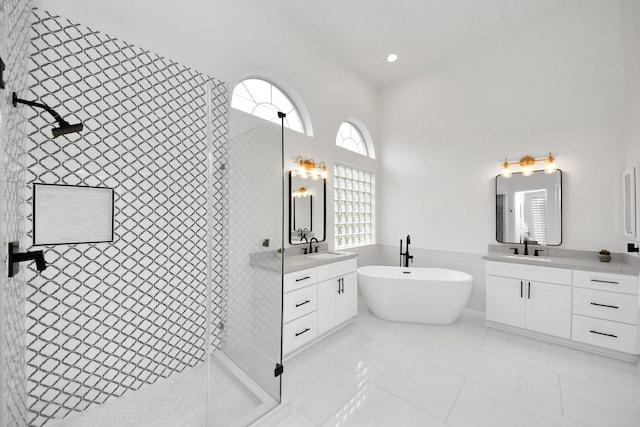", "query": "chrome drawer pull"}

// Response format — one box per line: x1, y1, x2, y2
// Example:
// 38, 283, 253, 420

295, 300, 311, 308
589, 302, 619, 309
589, 330, 618, 338
295, 276, 311, 282
590, 279, 619, 285
295, 328, 310, 337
